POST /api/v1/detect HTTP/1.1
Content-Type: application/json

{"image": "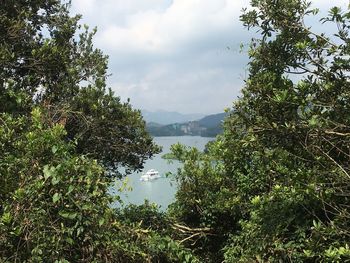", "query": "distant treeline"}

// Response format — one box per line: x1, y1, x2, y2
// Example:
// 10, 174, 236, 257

146, 112, 227, 137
